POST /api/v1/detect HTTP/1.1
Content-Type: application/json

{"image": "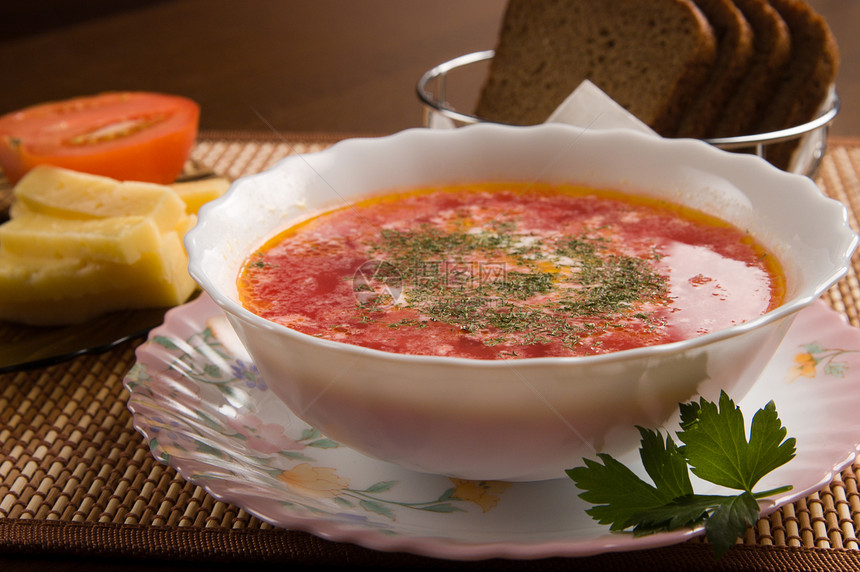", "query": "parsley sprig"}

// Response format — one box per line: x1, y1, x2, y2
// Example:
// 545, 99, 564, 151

565, 391, 796, 559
